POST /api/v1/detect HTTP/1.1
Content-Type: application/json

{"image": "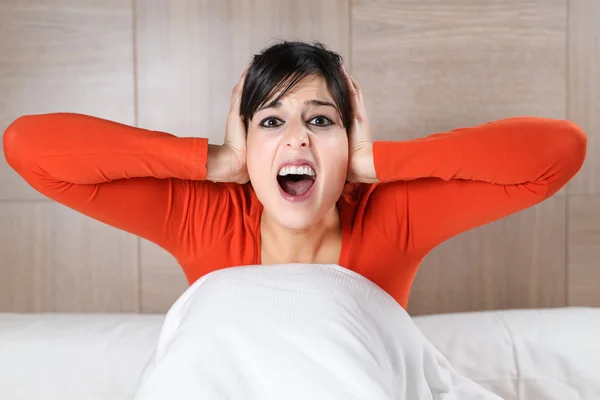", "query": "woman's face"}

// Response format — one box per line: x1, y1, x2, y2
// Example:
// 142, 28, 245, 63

246, 74, 348, 231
